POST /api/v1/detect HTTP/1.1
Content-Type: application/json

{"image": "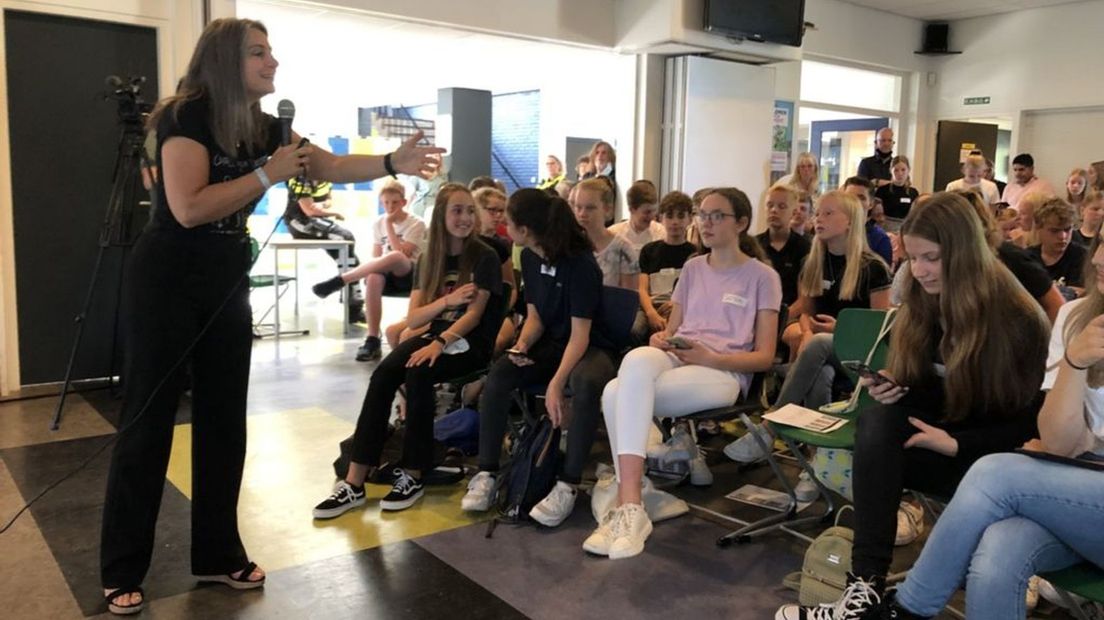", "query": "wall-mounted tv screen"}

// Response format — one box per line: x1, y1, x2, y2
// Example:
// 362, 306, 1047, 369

704, 0, 806, 47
